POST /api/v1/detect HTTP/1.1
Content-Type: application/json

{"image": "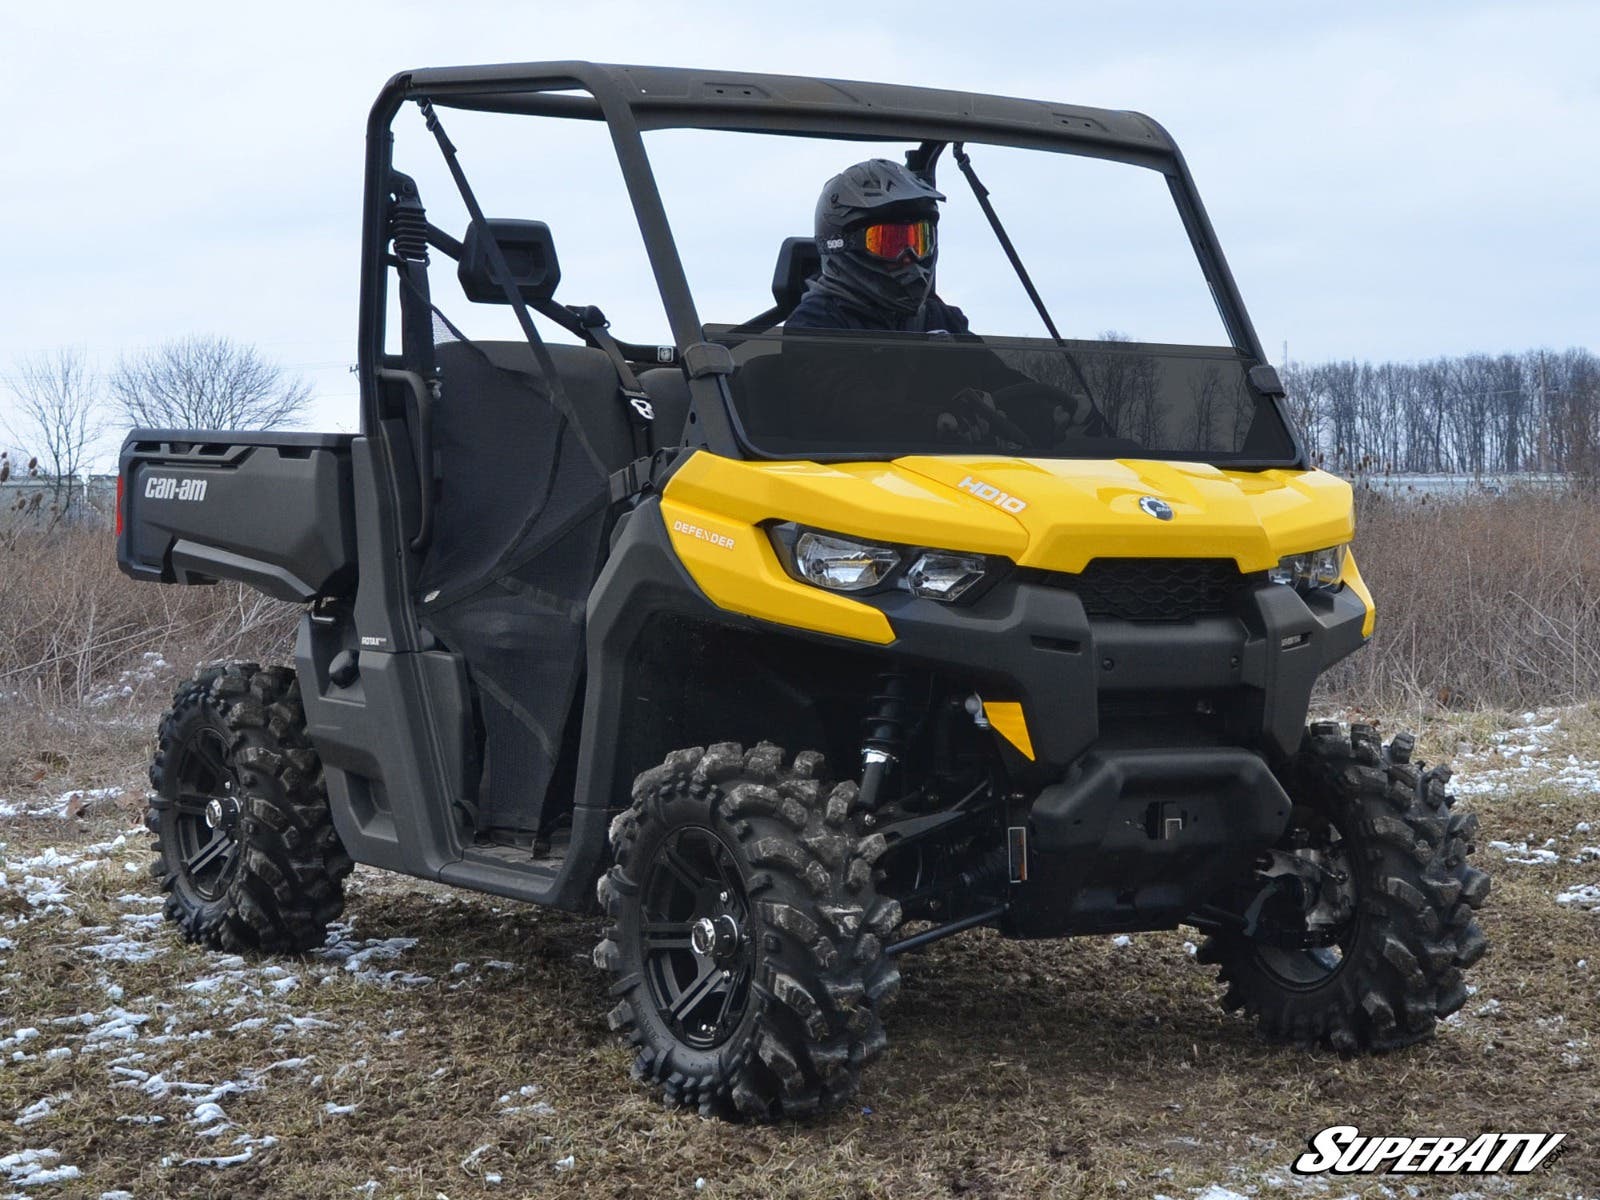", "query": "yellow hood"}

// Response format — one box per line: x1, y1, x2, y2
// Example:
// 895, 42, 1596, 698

892, 456, 1354, 573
